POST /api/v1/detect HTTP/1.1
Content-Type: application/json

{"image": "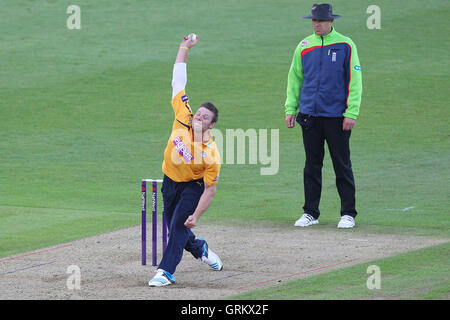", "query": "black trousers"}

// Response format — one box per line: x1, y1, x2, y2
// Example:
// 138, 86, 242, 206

300, 116, 357, 219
